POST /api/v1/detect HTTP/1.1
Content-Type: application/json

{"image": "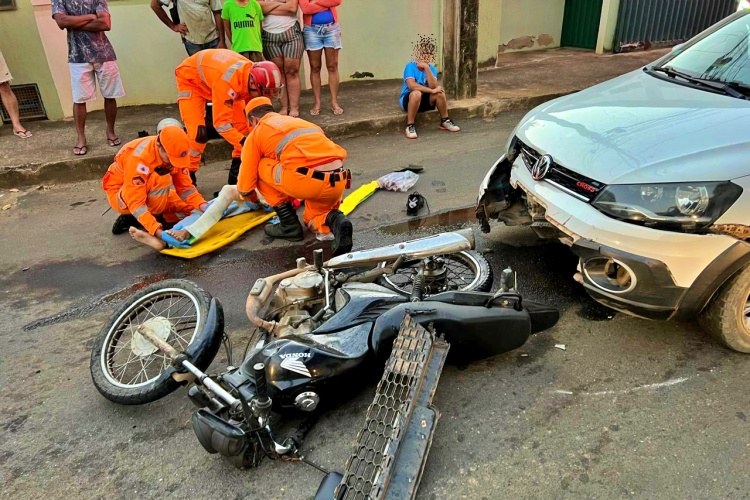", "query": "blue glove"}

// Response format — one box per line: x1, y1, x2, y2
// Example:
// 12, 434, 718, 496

161, 232, 191, 249
240, 201, 274, 213
241, 200, 261, 212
